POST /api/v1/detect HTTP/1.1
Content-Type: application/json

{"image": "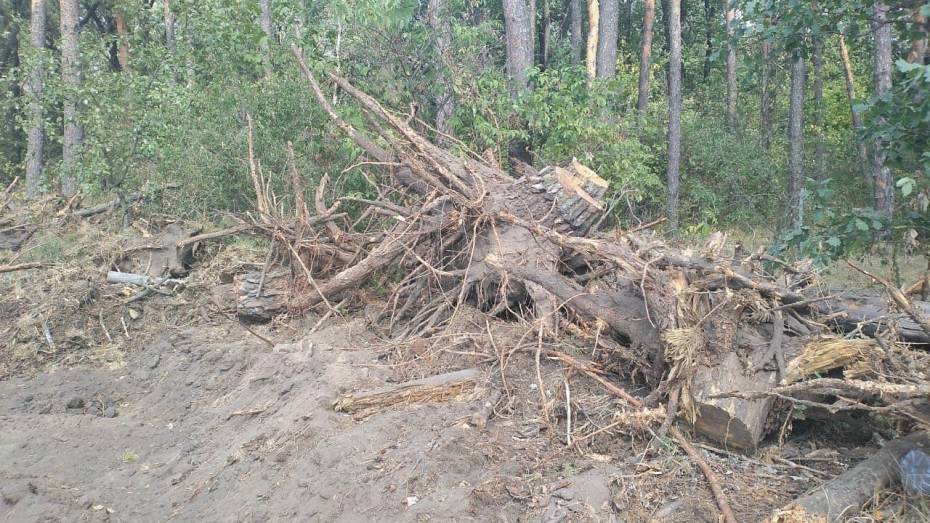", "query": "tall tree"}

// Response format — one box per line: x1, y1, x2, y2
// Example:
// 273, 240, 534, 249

667, 0, 682, 233
702, 0, 713, 82
259, 0, 273, 78
585, 0, 599, 79
427, 0, 455, 144
540, 0, 551, 67
724, 0, 737, 131
114, 8, 128, 70
813, 38, 825, 179
569, 0, 583, 64
760, 39, 772, 149
503, 0, 534, 93
787, 52, 806, 230
163, 0, 176, 51
59, 0, 83, 196
838, 34, 870, 180
636, 0, 656, 112
24, 0, 45, 198
595, 0, 619, 77
871, 2, 894, 217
